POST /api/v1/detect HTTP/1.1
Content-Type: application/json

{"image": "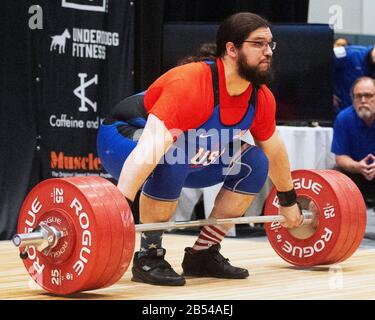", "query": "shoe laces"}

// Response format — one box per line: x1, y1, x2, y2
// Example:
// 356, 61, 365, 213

210, 250, 230, 264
